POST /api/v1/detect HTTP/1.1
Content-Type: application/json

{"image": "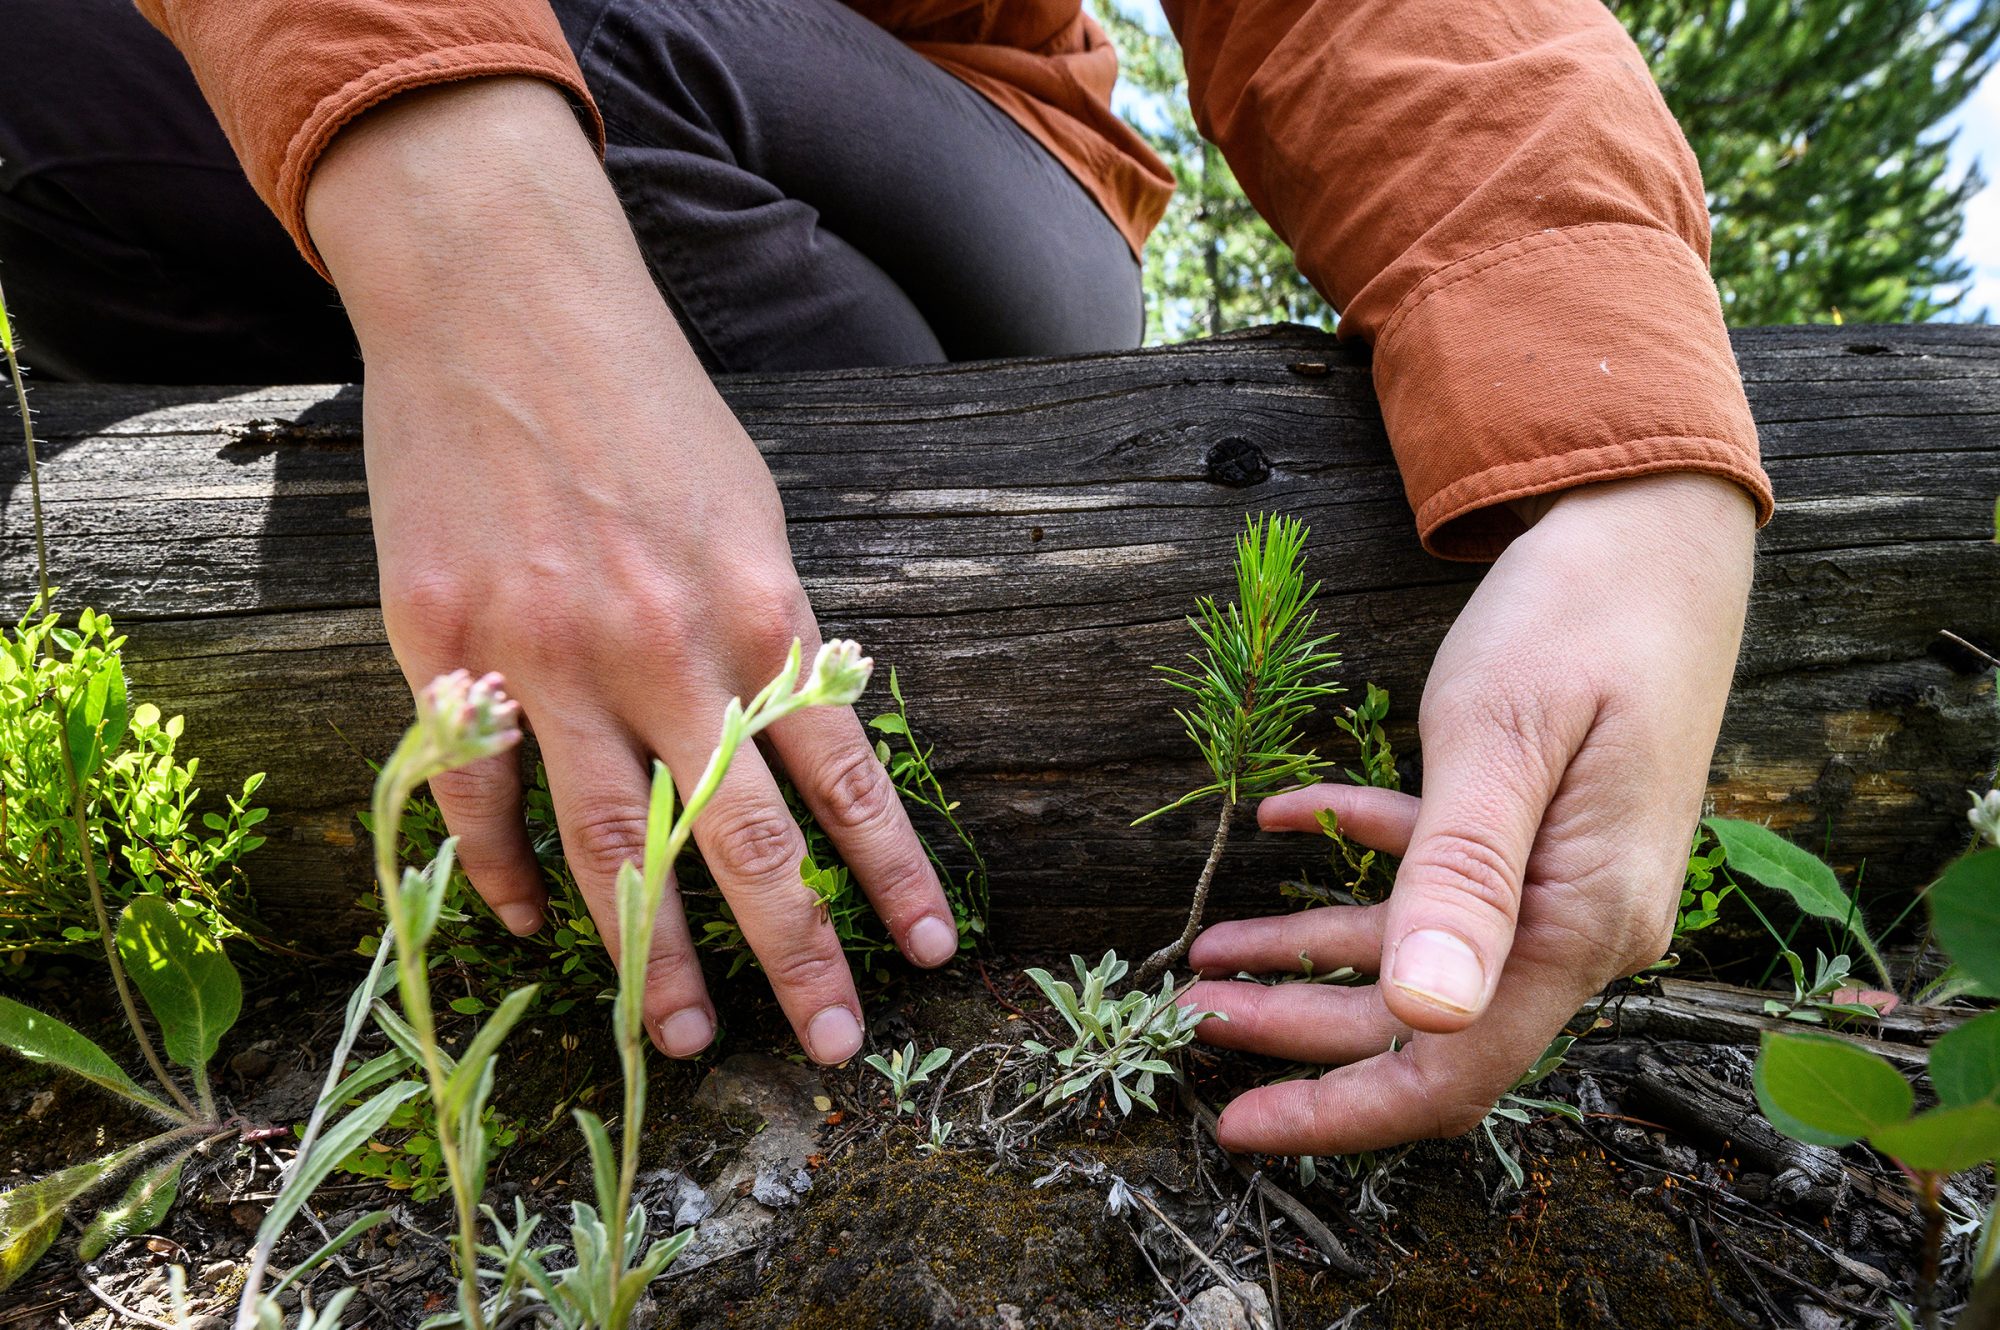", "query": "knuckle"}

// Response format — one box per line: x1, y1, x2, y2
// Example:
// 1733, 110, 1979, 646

1434, 1095, 1495, 1140
1389, 1048, 1490, 1140
385, 570, 476, 663
815, 746, 899, 834
734, 574, 813, 661
564, 805, 650, 884
706, 804, 802, 884
763, 946, 846, 997
1409, 832, 1520, 924
427, 761, 516, 822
